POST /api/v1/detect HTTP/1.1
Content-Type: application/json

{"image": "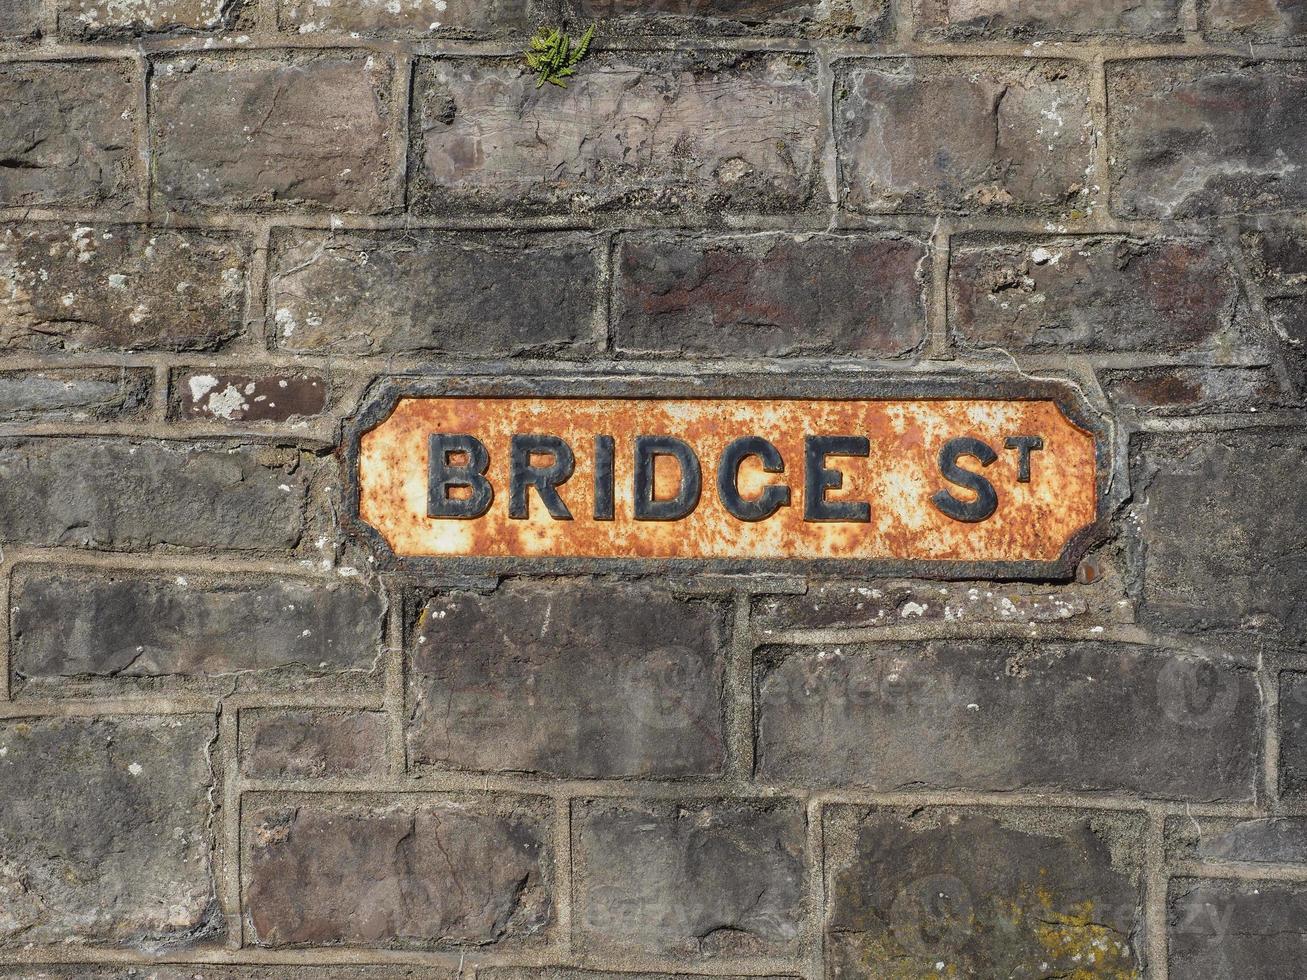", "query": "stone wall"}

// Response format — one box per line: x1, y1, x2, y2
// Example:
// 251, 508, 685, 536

0, 0, 1305, 977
